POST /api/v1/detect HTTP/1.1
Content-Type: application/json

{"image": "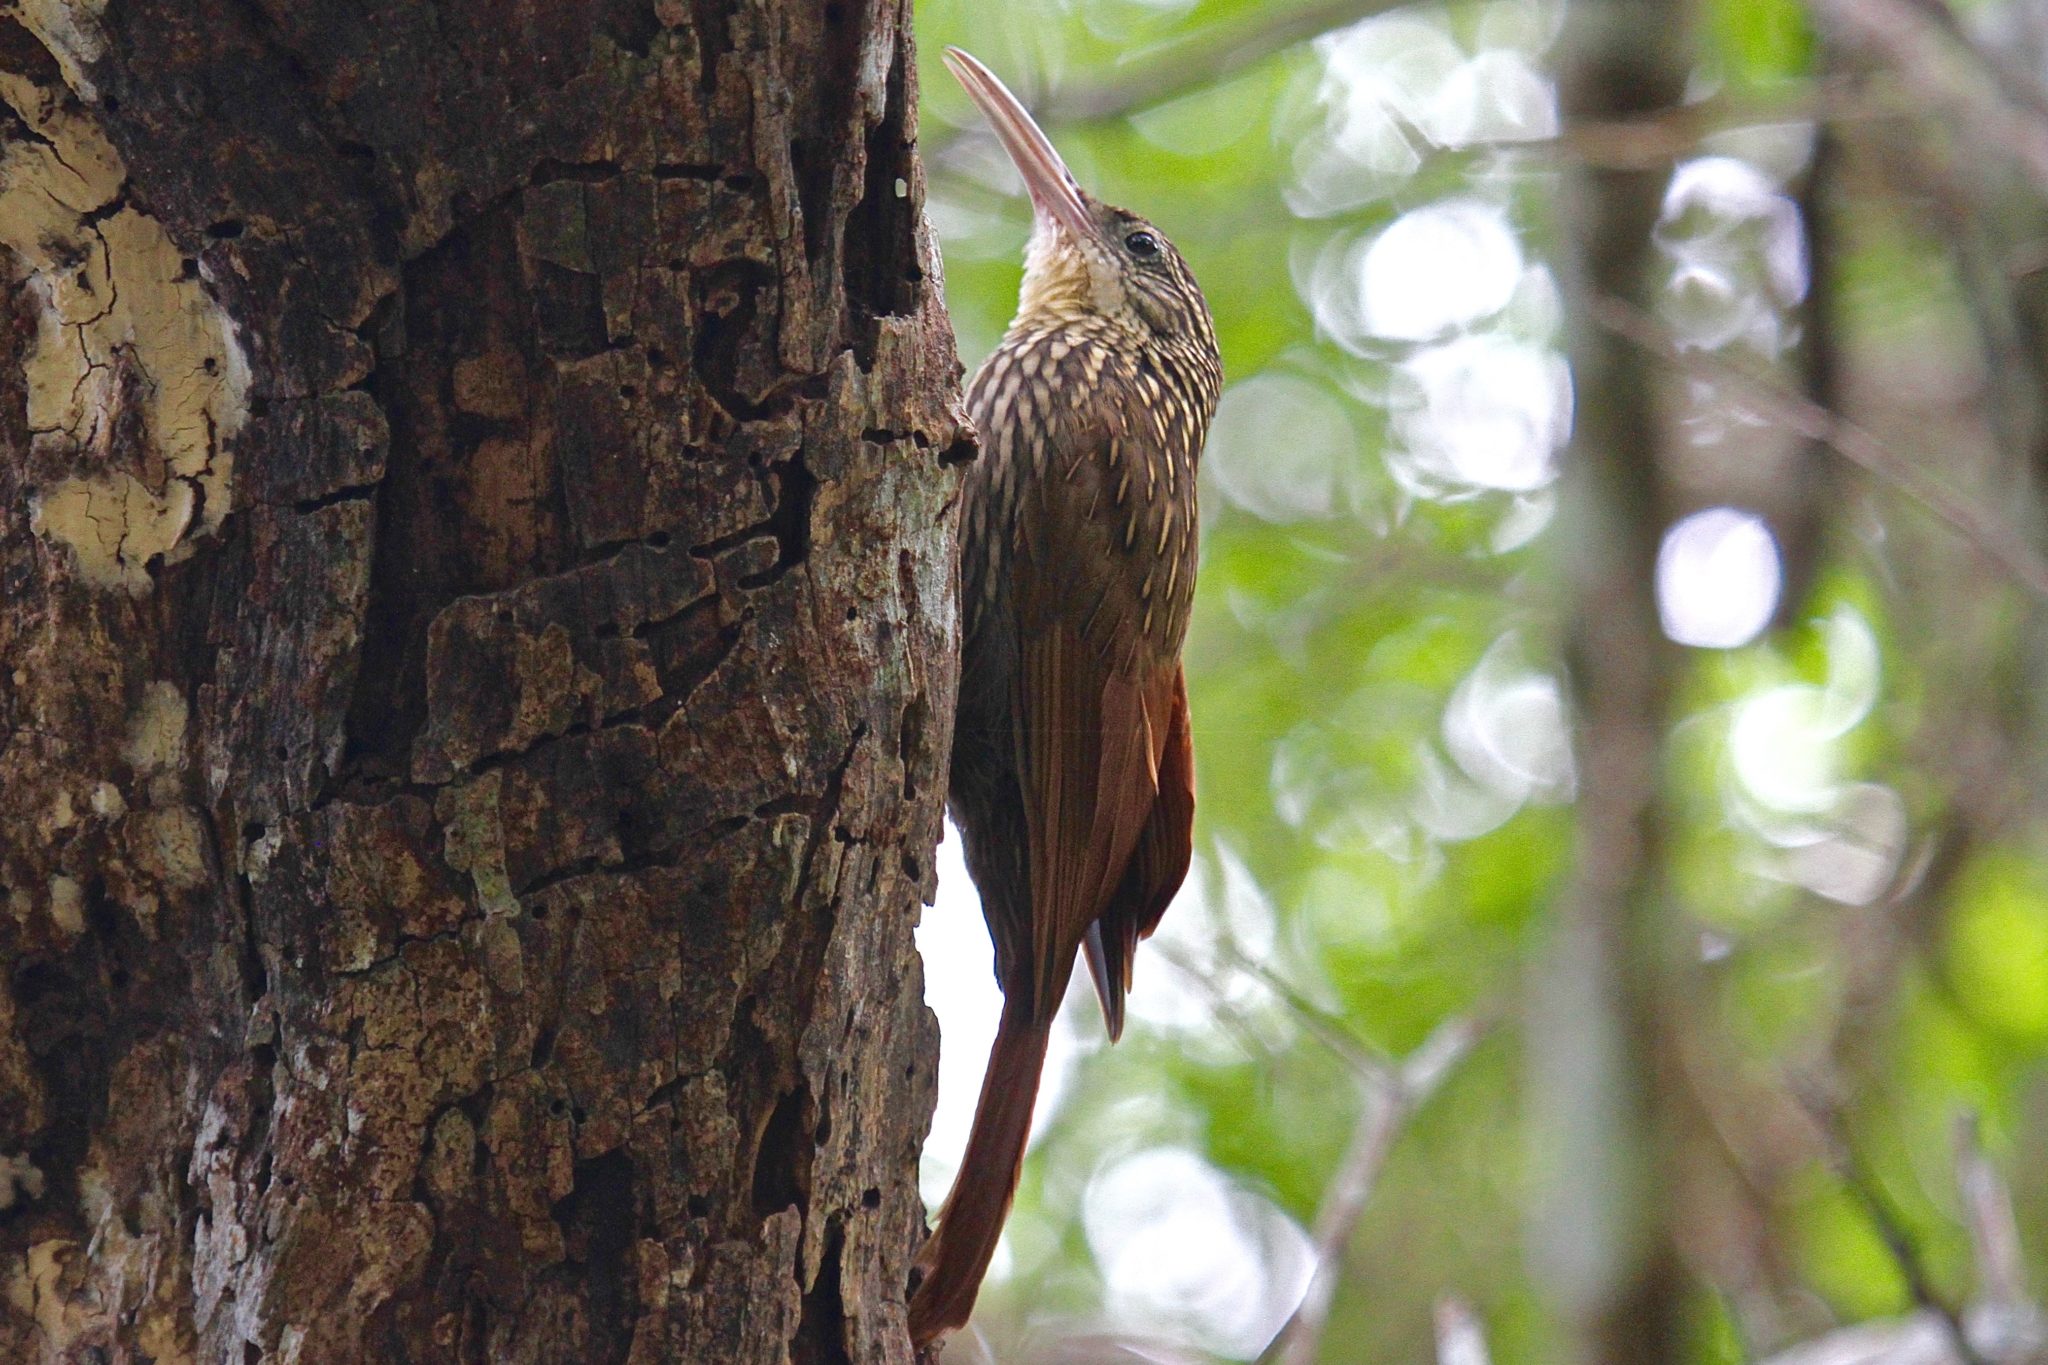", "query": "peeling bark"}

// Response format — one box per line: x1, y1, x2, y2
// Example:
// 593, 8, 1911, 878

0, 2, 965, 1361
